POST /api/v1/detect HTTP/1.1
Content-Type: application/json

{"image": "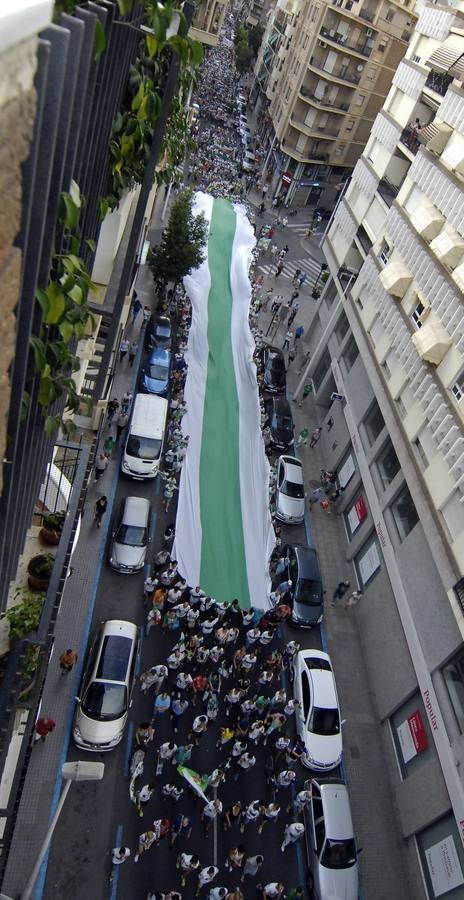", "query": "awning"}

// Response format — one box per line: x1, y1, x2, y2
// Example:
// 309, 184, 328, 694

379, 259, 413, 298
410, 203, 445, 241
427, 36, 464, 76
417, 121, 453, 154
452, 260, 464, 293
430, 225, 464, 269
411, 315, 451, 366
